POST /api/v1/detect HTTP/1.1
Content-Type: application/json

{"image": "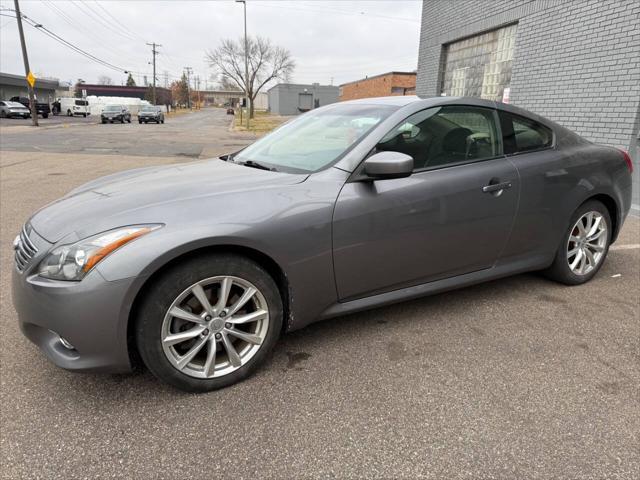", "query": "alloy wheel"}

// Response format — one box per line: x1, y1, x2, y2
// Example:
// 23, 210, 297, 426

161, 276, 269, 379
566, 211, 607, 275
